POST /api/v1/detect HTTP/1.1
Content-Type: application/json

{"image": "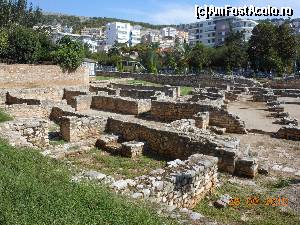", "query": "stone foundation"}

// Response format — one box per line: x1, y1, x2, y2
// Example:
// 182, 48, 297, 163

126, 154, 218, 209
60, 116, 107, 142
105, 117, 242, 173
275, 126, 300, 141
91, 94, 151, 115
